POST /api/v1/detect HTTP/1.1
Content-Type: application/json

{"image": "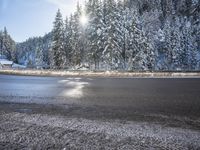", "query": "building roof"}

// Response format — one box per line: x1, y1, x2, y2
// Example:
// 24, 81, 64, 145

0, 59, 13, 65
